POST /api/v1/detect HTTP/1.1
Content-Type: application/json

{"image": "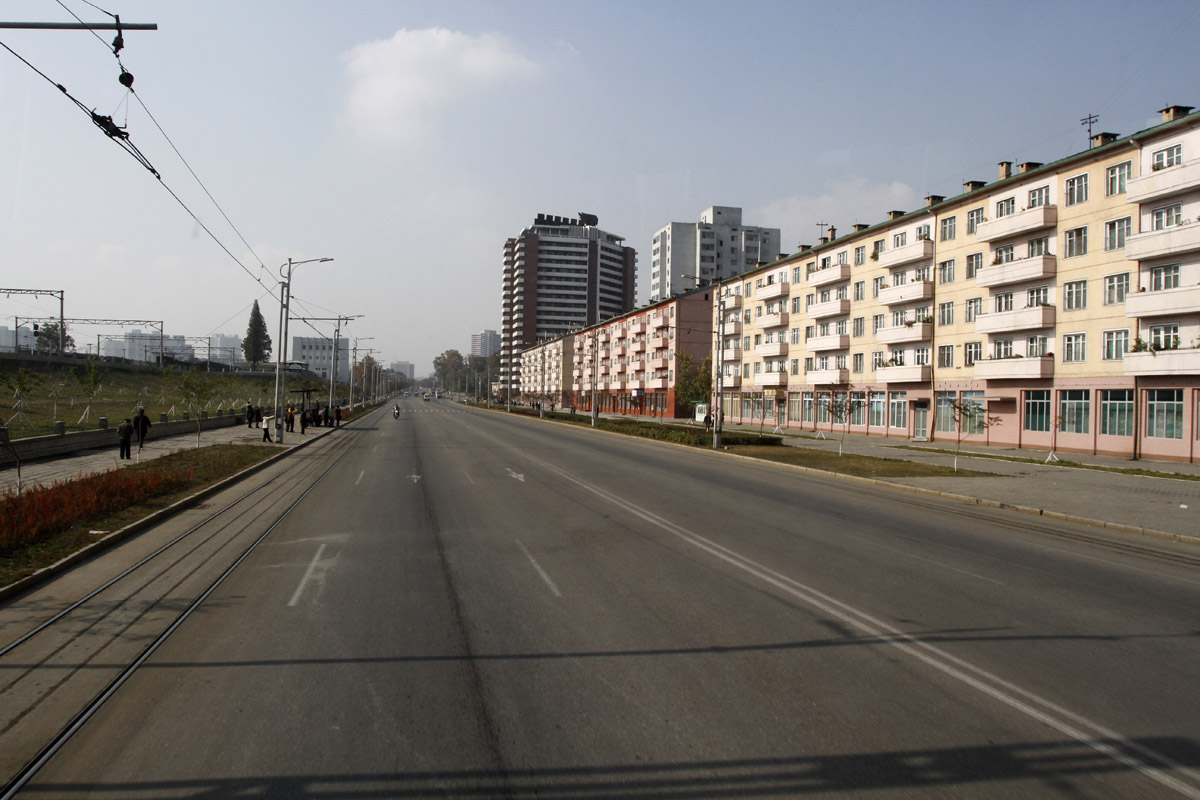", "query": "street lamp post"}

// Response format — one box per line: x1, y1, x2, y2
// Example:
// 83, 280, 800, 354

274, 256, 333, 444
